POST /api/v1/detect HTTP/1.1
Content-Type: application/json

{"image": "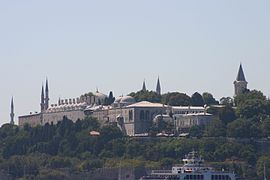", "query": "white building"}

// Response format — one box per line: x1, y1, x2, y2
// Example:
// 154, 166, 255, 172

173, 113, 213, 131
